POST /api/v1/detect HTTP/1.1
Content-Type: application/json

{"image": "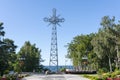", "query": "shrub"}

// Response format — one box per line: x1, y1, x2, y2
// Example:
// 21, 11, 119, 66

103, 73, 111, 78
60, 68, 66, 72
4, 70, 9, 74
6, 75, 16, 80
114, 71, 120, 75
111, 72, 117, 78
83, 75, 100, 80
97, 69, 104, 75
101, 68, 108, 73
0, 76, 2, 80
91, 76, 103, 80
